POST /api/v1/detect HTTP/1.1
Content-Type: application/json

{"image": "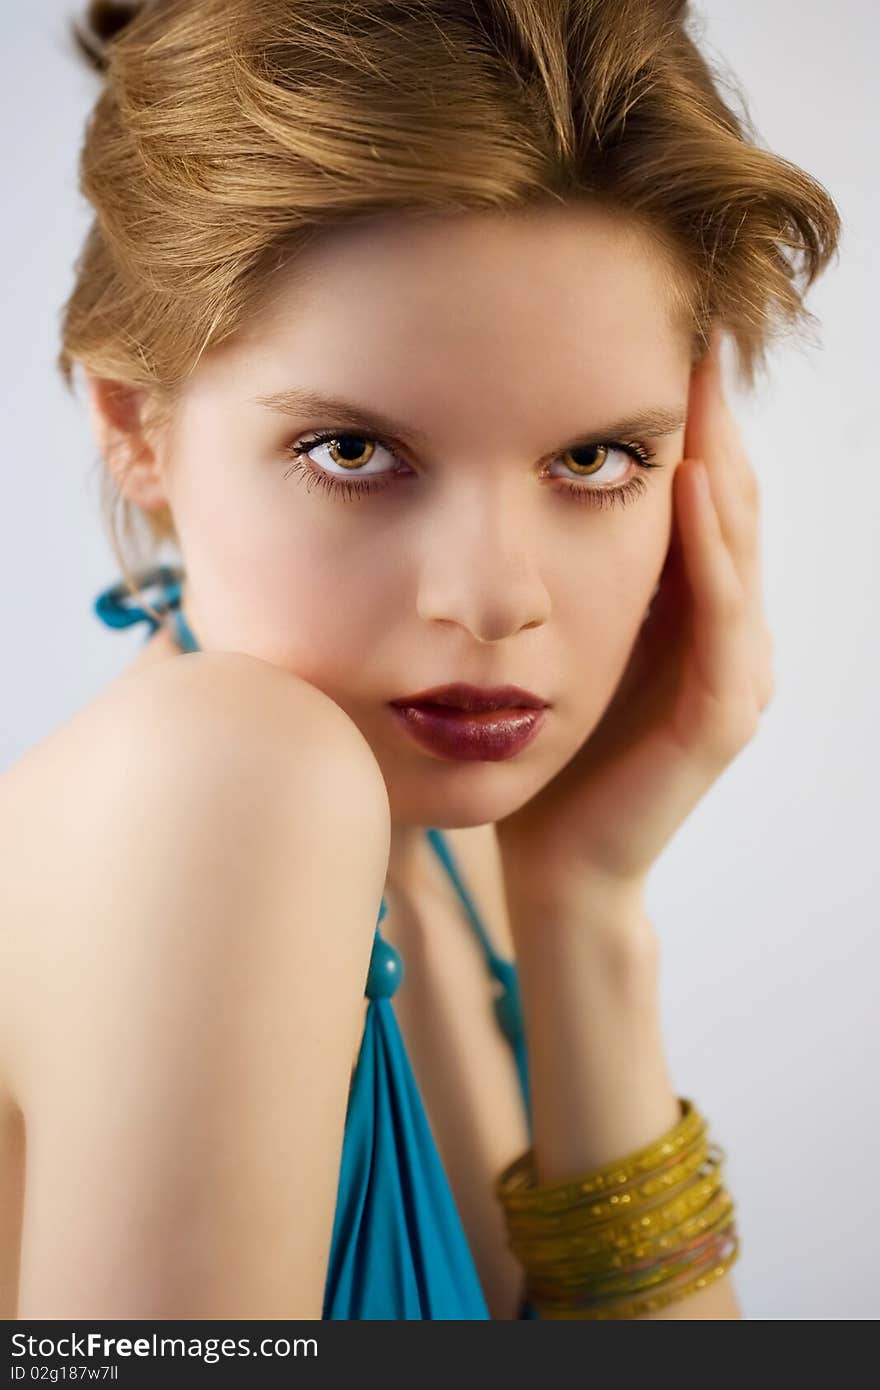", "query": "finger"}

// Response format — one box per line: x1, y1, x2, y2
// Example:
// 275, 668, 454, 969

680, 433, 774, 724
698, 340, 771, 668
682, 328, 721, 466
685, 331, 764, 604
676, 458, 754, 708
